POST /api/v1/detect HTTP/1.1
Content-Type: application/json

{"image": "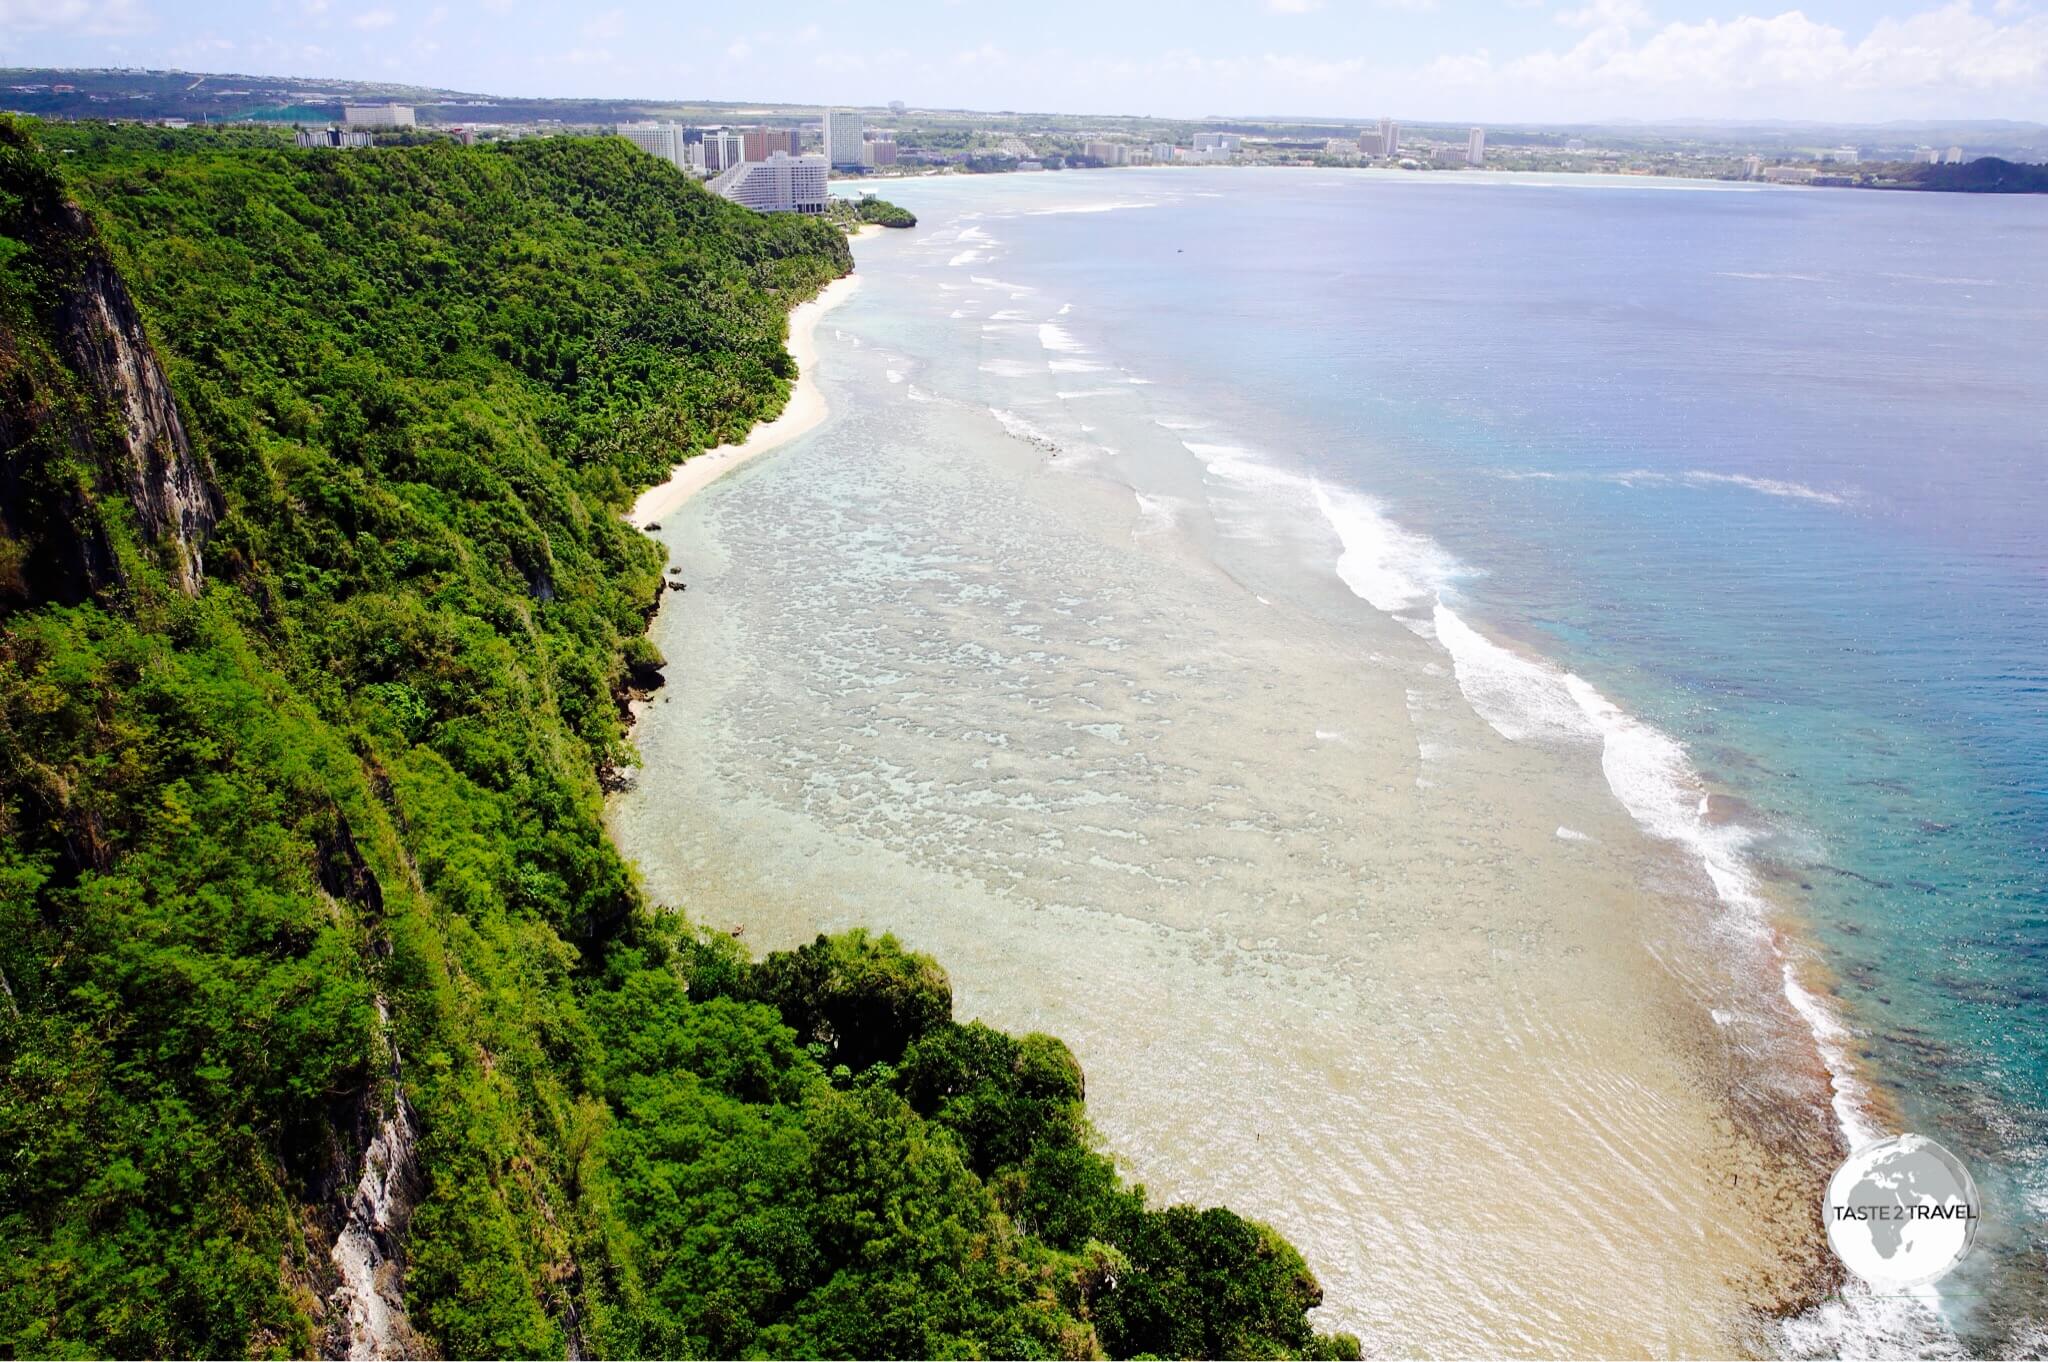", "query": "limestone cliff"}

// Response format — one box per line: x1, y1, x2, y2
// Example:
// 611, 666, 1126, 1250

0, 123, 219, 606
